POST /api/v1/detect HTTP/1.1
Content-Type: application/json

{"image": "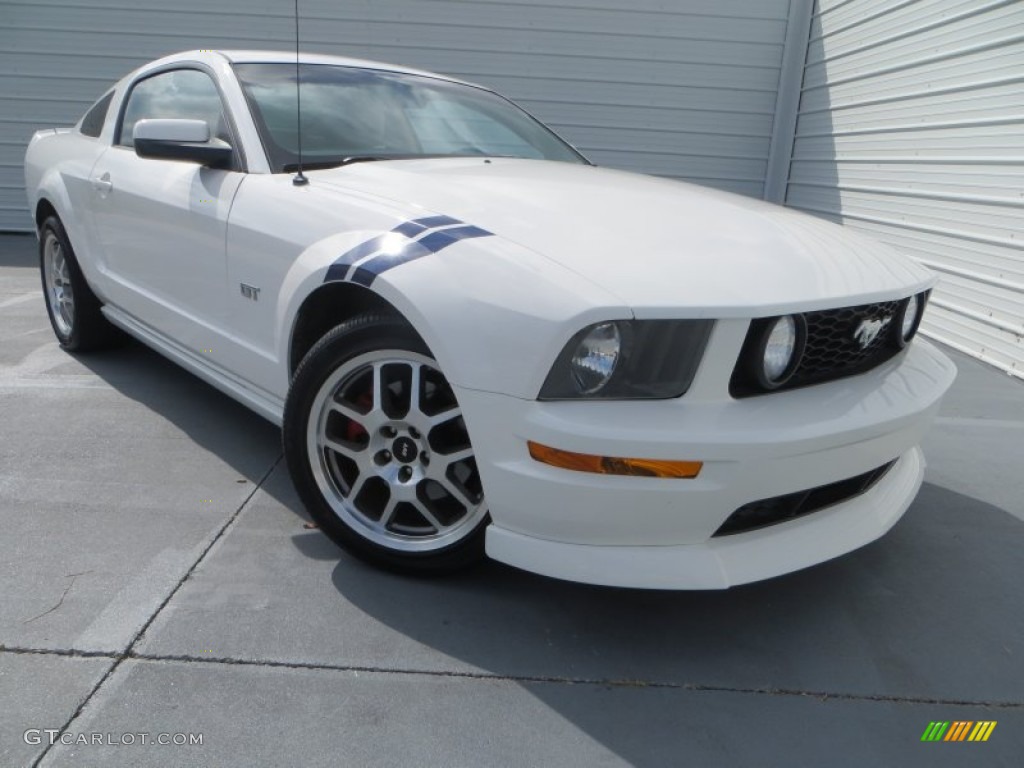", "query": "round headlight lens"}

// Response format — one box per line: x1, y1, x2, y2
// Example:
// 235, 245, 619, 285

901, 294, 919, 342
571, 322, 621, 394
763, 315, 798, 383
